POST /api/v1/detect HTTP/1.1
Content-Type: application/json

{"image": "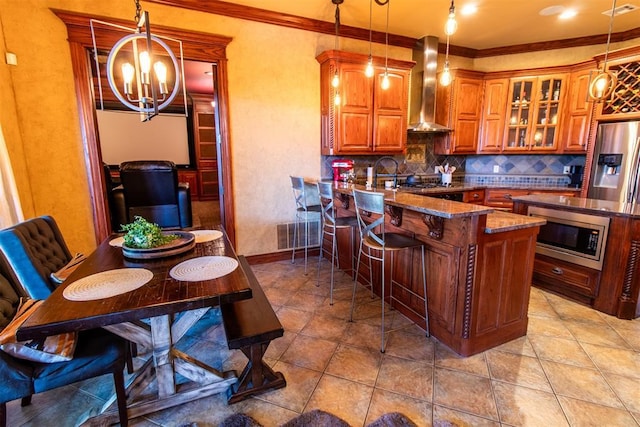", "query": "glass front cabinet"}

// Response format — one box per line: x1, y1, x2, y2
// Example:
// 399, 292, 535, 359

503, 75, 566, 152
